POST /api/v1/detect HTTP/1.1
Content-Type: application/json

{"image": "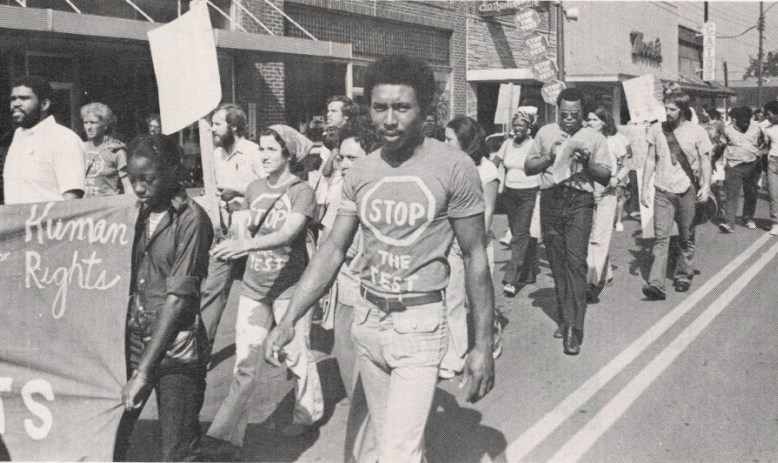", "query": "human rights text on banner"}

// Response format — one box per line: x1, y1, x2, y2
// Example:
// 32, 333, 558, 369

0, 196, 136, 461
